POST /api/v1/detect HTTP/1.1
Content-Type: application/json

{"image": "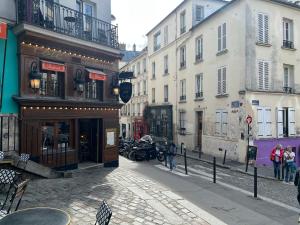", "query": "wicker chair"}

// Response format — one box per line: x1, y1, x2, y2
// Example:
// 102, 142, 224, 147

95, 200, 112, 225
